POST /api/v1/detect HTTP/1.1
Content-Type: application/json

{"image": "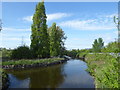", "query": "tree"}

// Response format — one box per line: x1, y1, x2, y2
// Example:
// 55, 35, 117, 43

30, 1, 50, 58
48, 23, 66, 57
92, 38, 104, 52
